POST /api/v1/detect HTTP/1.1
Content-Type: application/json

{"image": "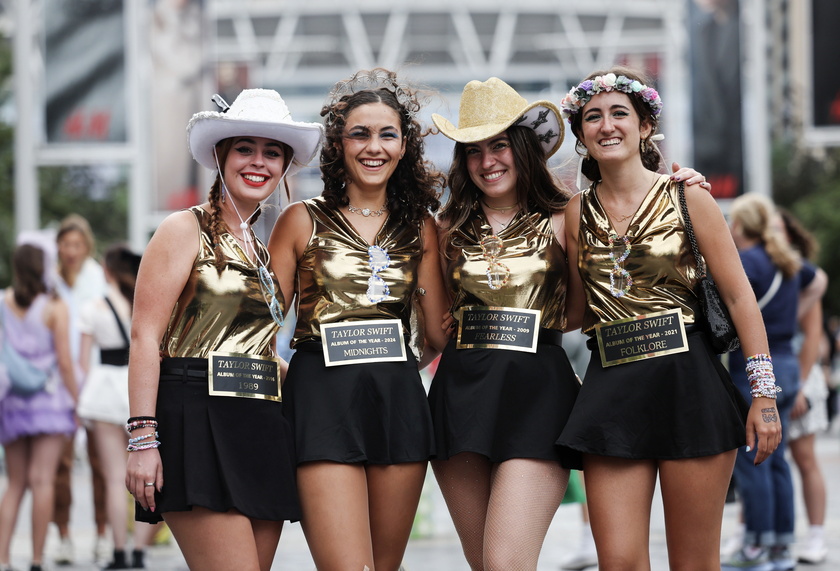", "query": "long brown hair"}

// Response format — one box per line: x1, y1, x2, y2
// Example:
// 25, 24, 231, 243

103, 244, 142, 312
439, 126, 569, 244
12, 244, 47, 309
